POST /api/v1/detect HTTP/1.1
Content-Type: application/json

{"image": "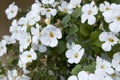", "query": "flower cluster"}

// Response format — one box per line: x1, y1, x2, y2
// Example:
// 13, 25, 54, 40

0, 0, 120, 80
